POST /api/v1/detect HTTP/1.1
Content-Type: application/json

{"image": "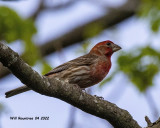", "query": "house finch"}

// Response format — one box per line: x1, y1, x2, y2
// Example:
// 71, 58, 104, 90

5, 40, 121, 98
